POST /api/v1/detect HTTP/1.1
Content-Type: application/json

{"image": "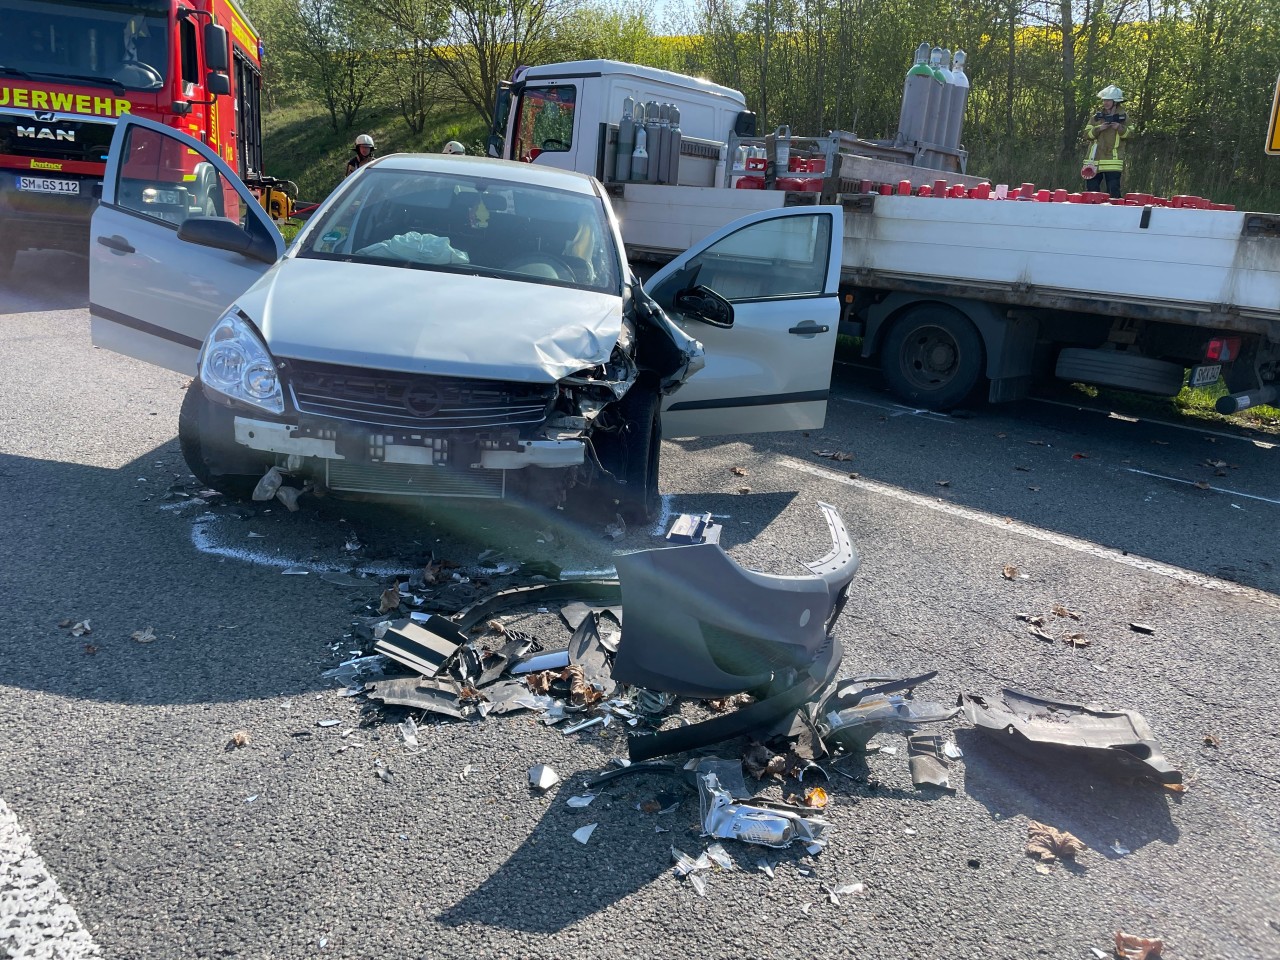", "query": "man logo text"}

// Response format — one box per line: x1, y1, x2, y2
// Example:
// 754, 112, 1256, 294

17, 126, 75, 142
